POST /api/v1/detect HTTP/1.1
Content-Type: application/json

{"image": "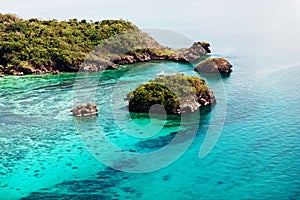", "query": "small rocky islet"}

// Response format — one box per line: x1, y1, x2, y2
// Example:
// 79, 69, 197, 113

127, 73, 216, 115
70, 103, 98, 117
195, 58, 233, 75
